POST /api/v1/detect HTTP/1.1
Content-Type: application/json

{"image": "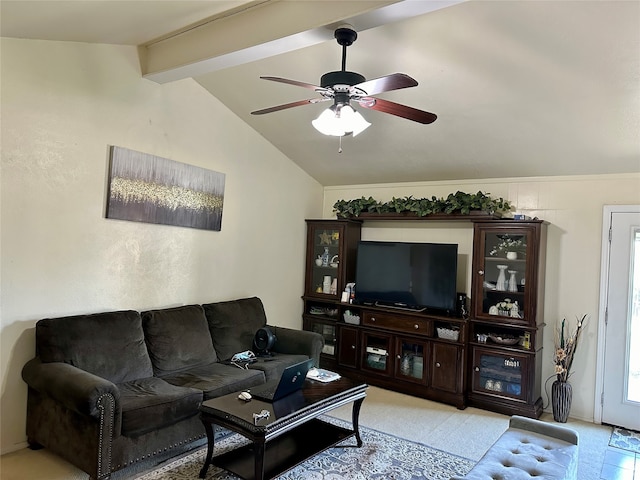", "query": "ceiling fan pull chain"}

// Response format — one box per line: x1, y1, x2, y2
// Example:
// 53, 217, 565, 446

338, 135, 343, 154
